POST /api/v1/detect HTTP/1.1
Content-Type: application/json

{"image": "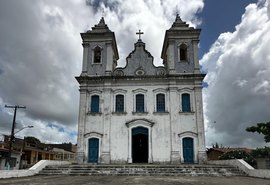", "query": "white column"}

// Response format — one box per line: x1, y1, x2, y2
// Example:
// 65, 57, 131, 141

148, 128, 153, 163
168, 41, 176, 74
192, 40, 200, 74
100, 87, 111, 164
105, 42, 113, 75
168, 87, 180, 163
76, 89, 87, 164
82, 43, 89, 74
194, 83, 207, 163
128, 128, 132, 163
